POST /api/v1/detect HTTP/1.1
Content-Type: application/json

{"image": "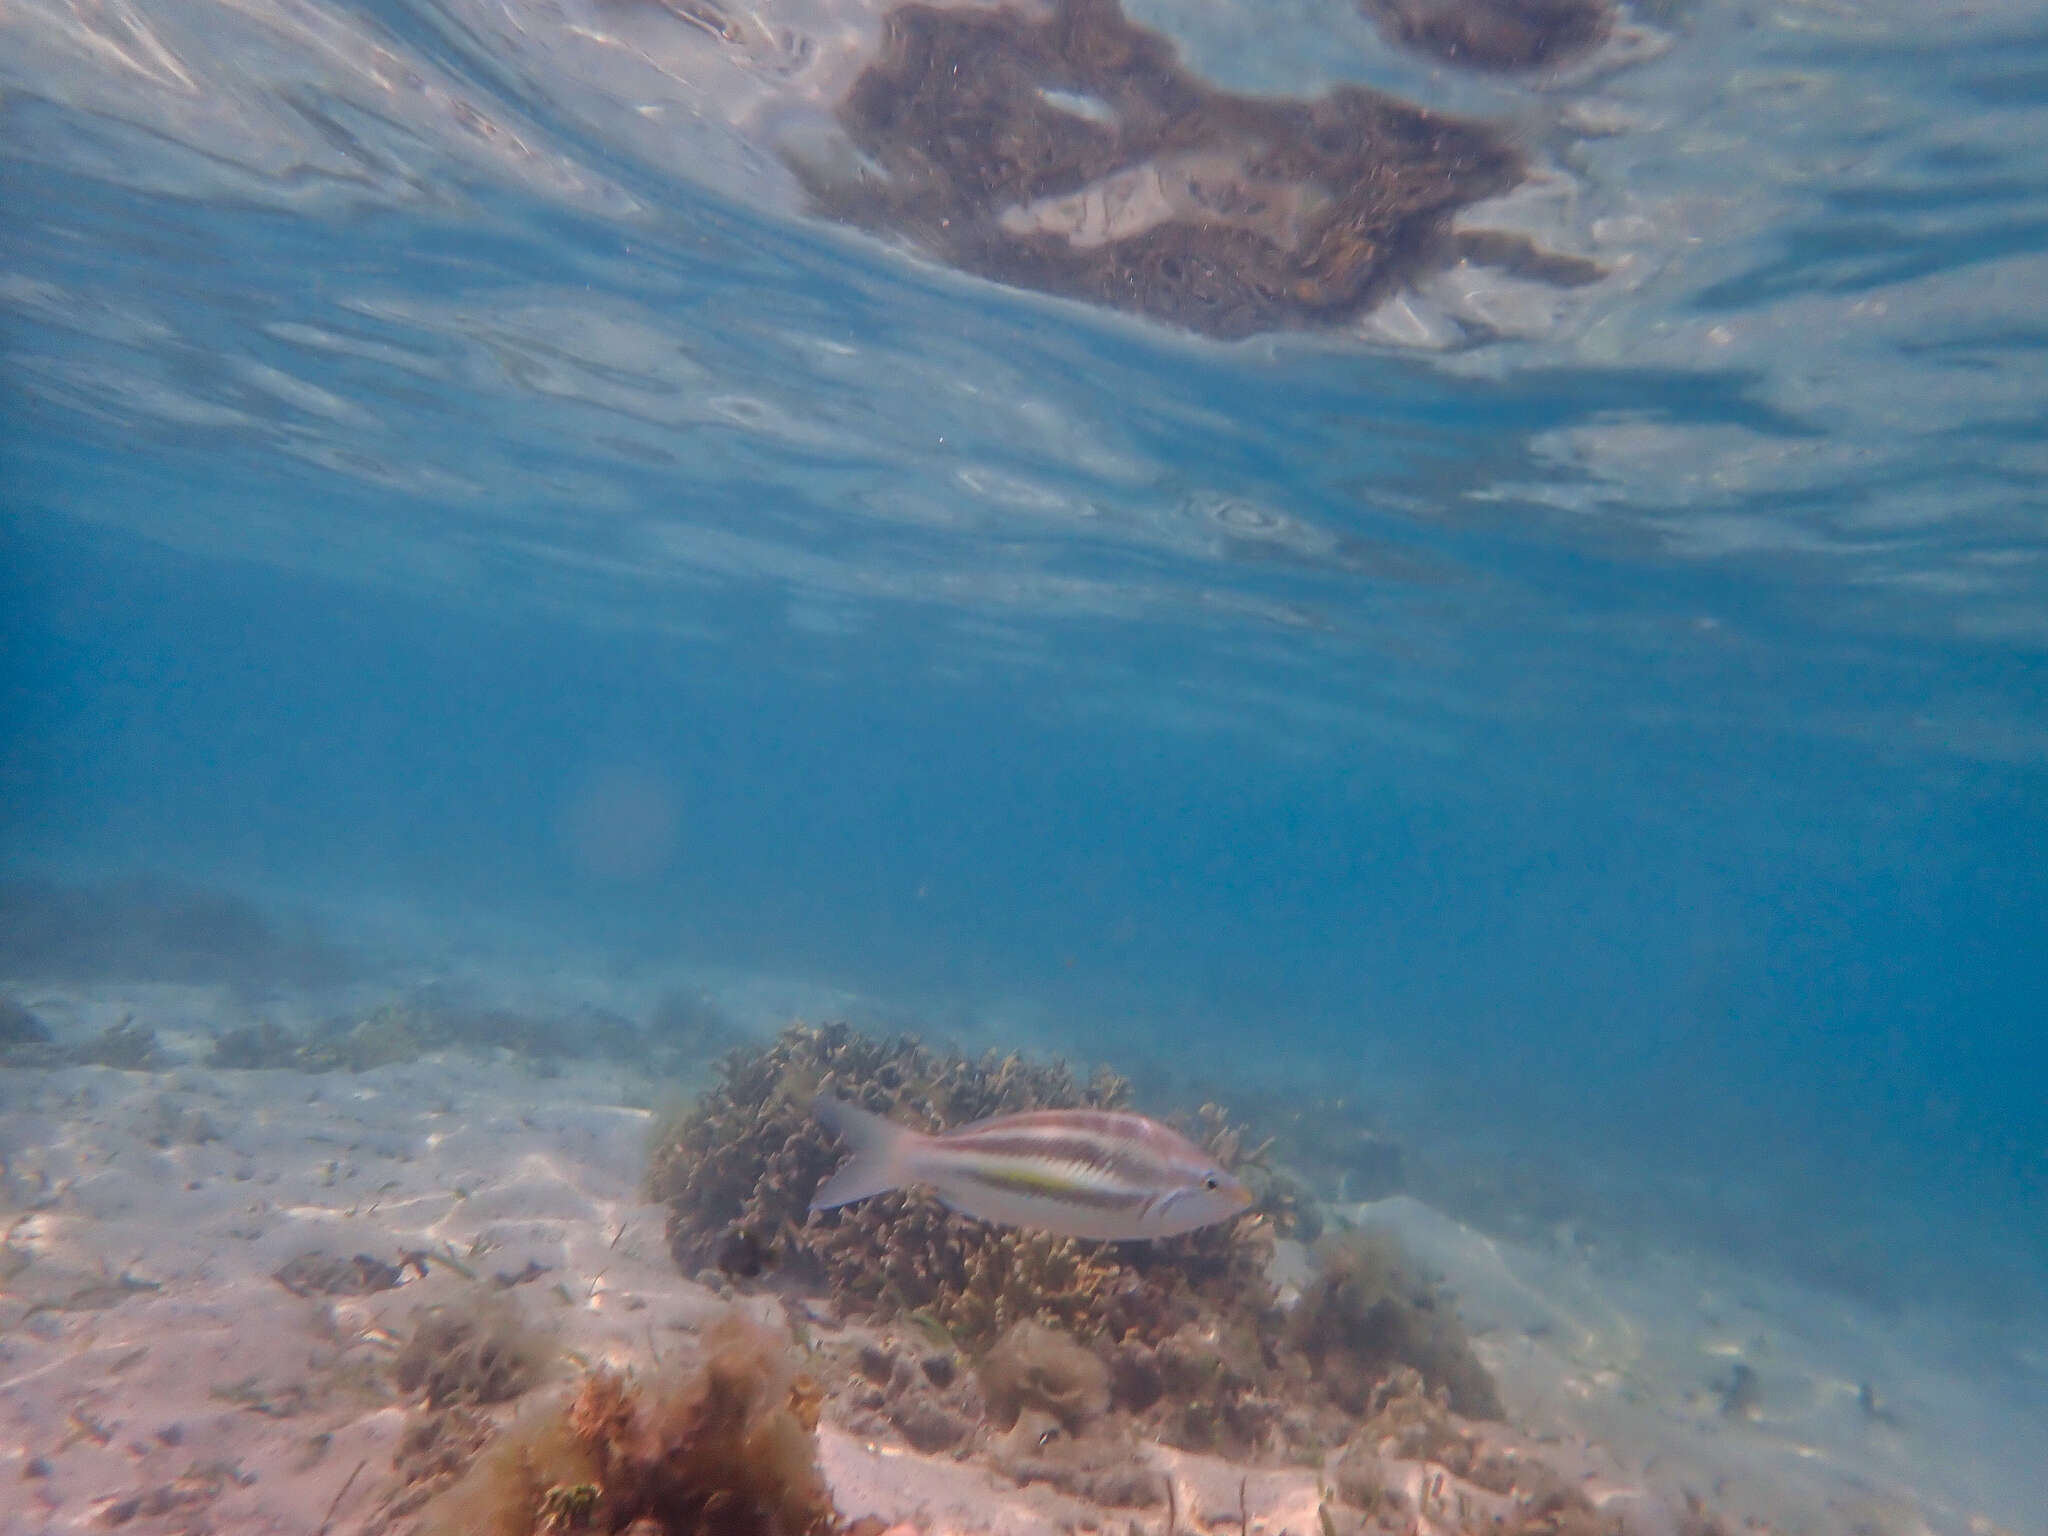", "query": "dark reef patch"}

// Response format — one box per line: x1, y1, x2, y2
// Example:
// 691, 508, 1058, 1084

273, 1249, 417, 1298
204, 990, 691, 1075
72, 1019, 175, 1071
0, 876, 357, 991
0, 996, 52, 1046
792, 0, 1526, 338
1360, 0, 1613, 73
